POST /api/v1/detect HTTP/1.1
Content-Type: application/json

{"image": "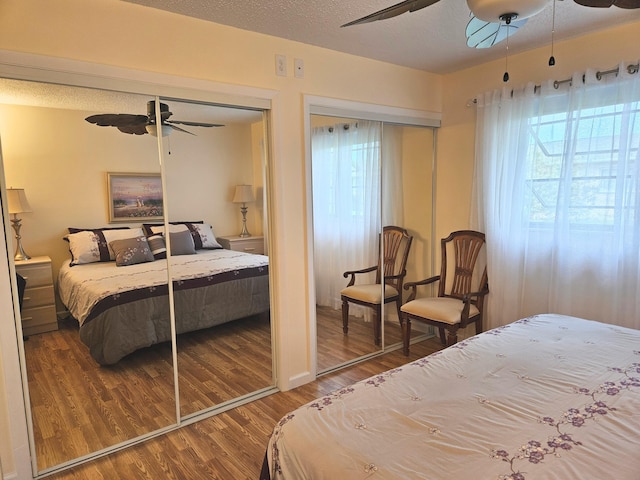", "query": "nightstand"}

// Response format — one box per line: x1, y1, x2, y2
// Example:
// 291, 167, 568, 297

217, 235, 265, 255
15, 256, 58, 335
